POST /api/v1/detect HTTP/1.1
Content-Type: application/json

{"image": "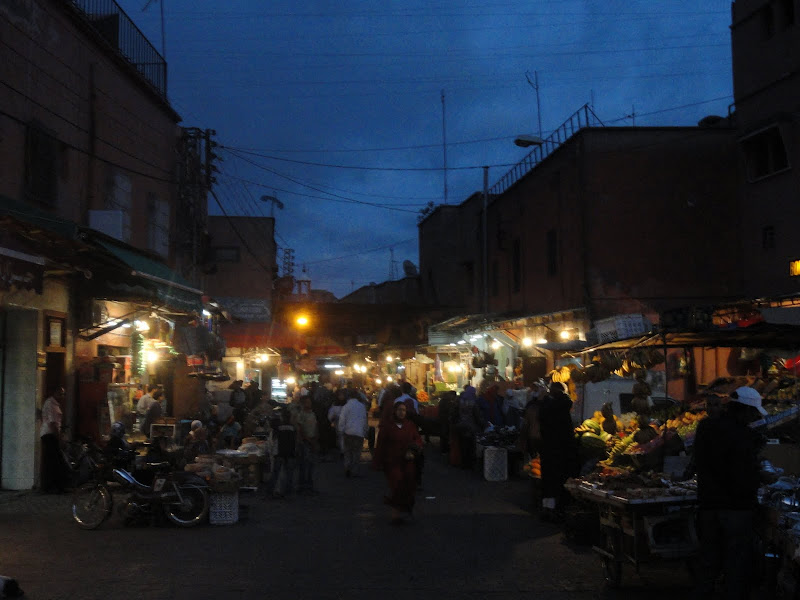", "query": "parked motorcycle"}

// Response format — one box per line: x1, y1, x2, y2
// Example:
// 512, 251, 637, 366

71, 458, 209, 530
